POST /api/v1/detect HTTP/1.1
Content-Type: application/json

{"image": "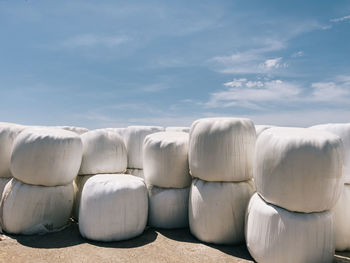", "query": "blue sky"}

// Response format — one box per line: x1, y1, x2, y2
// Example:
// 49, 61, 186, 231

1, 1, 350, 128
